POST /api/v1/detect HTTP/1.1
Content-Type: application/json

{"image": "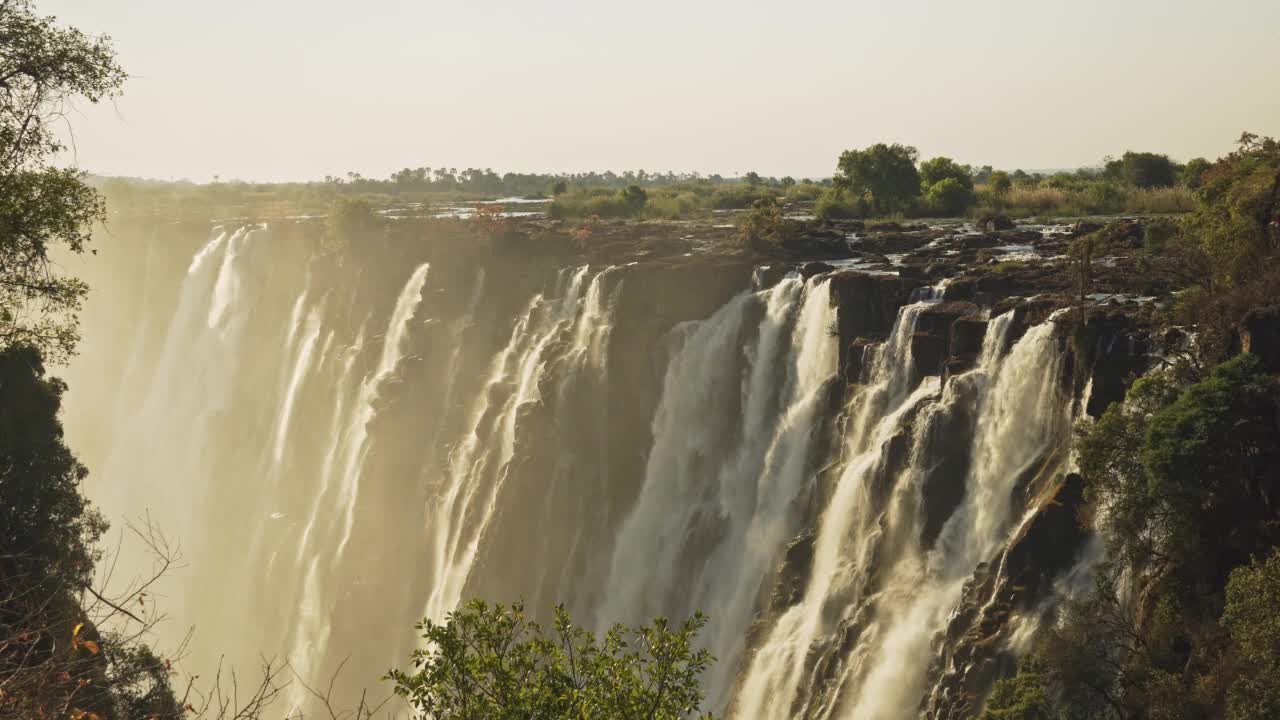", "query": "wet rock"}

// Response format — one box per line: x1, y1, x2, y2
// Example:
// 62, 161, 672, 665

1070, 220, 1104, 236
976, 215, 1015, 232
1071, 309, 1152, 417
992, 230, 1044, 245
800, 261, 836, 278
1236, 305, 1280, 373
829, 272, 910, 382
859, 232, 936, 254
925, 474, 1089, 720
960, 234, 1004, 250
771, 532, 816, 610
947, 317, 989, 375
912, 301, 980, 376
753, 264, 792, 288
